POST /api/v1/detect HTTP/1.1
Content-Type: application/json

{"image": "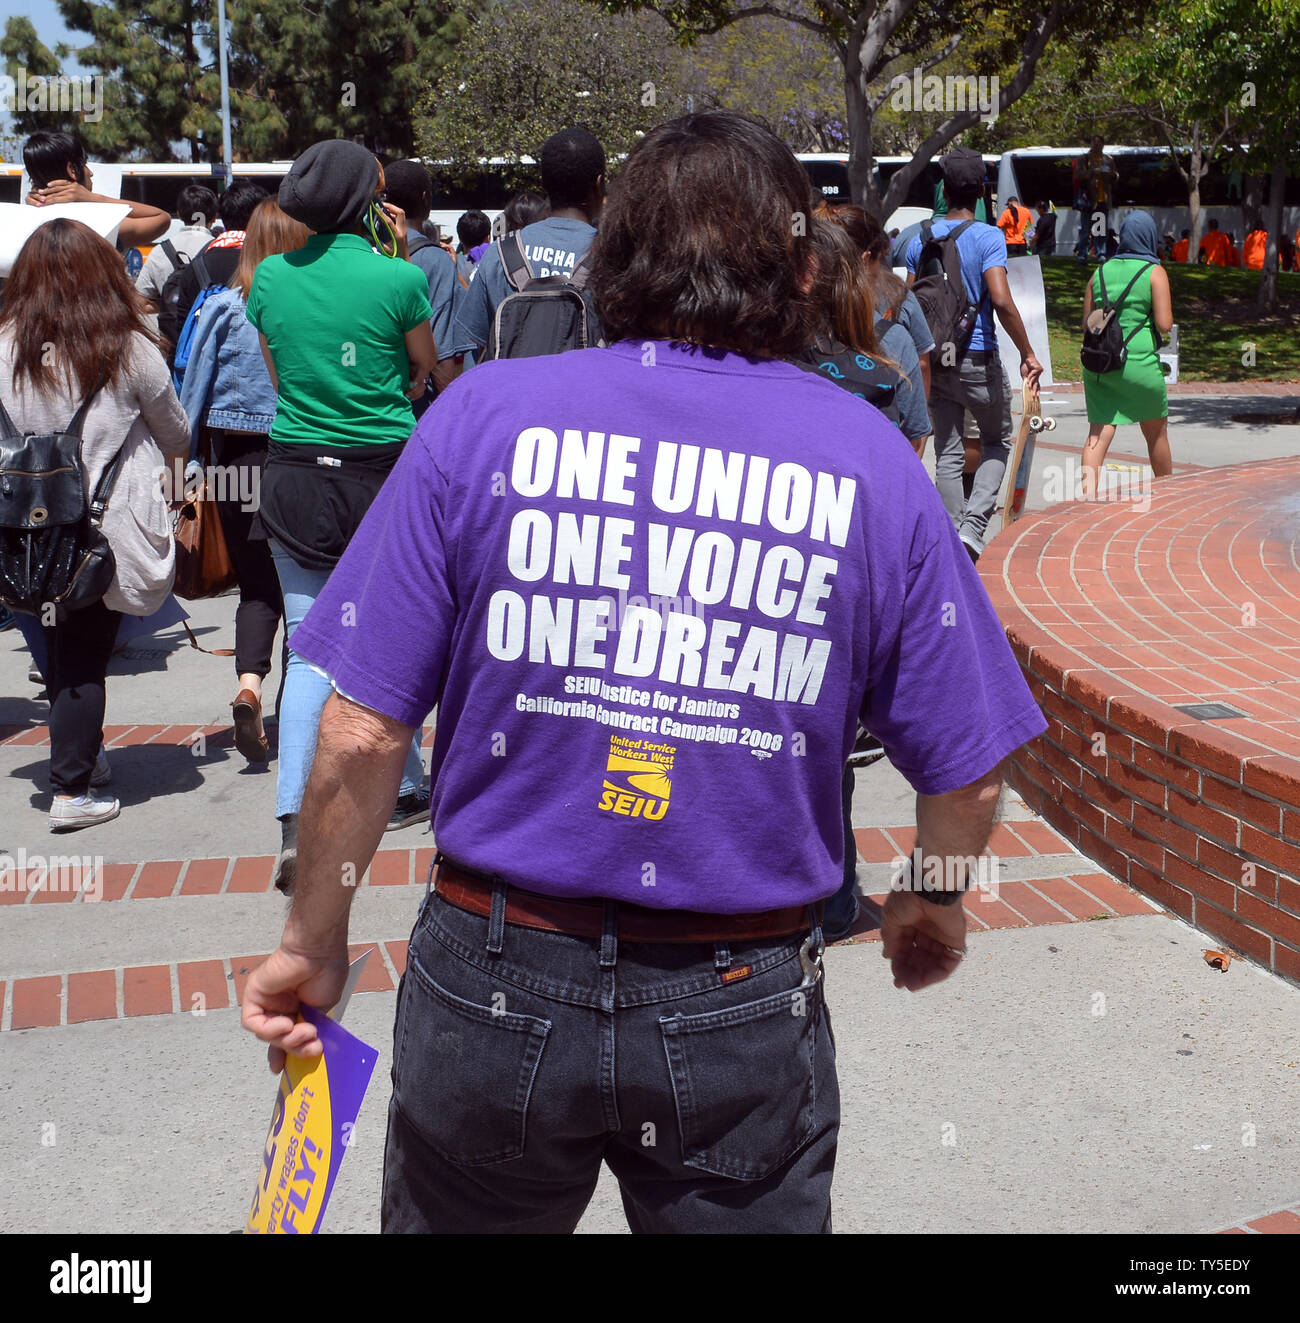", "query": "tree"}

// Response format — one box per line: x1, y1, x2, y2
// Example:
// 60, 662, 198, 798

415, 0, 686, 185
684, 19, 845, 152
601, 0, 1157, 216
2, 17, 78, 140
